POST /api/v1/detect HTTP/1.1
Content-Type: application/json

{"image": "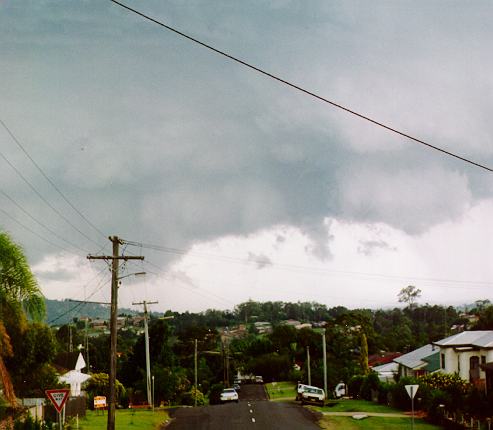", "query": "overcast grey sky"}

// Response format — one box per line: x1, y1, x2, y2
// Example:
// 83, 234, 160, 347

1, 1, 492, 314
